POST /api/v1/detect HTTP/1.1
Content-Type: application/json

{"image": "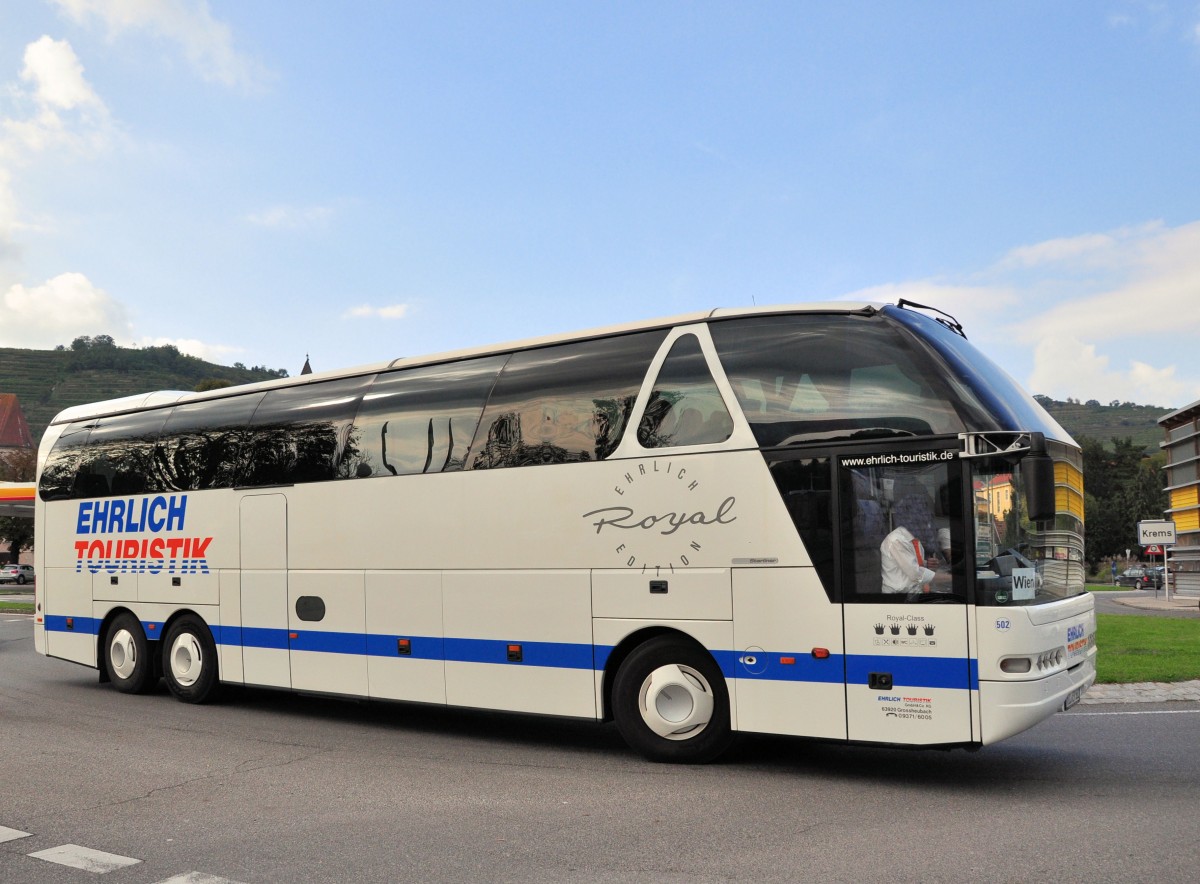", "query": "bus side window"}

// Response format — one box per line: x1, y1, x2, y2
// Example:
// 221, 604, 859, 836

467, 331, 667, 470
240, 377, 373, 487
350, 356, 507, 477
37, 421, 92, 501
840, 459, 964, 602
157, 393, 265, 491
768, 457, 835, 601
74, 410, 169, 498
710, 314, 969, 447
637, 334, 734, 449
